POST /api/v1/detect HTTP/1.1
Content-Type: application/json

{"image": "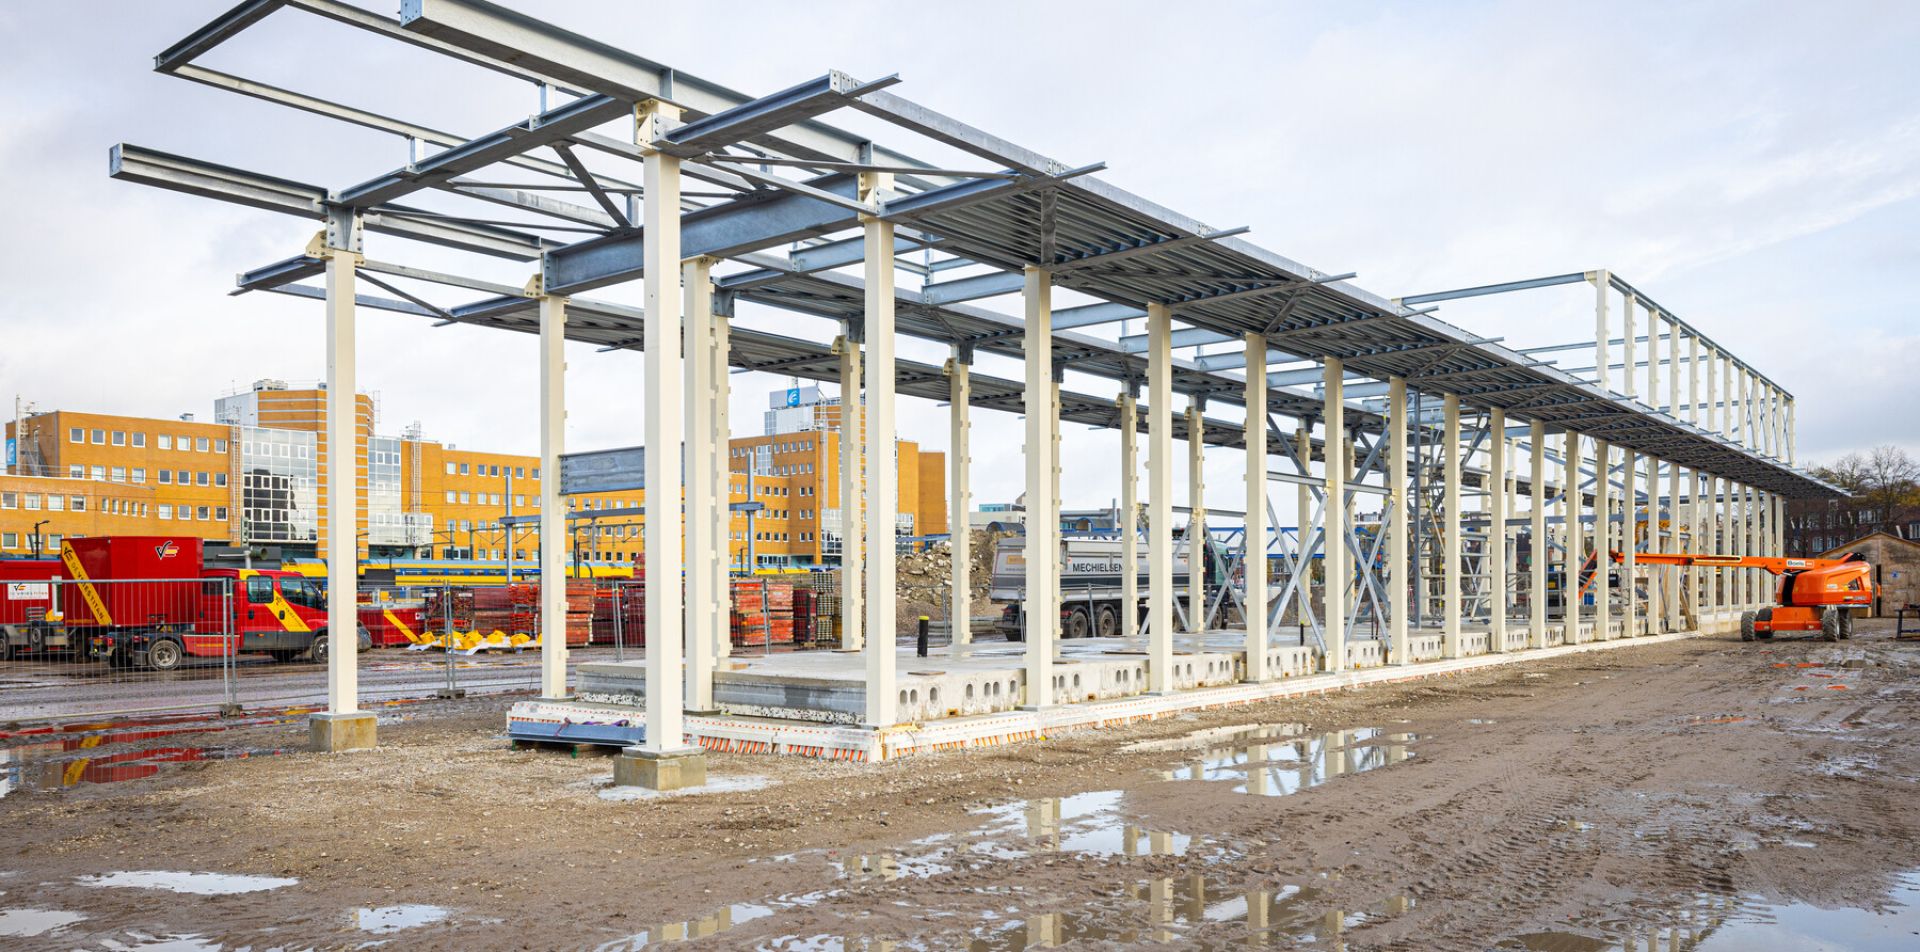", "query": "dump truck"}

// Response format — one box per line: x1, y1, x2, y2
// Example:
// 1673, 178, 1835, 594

1610, 549, 1875, 642
3, 536, 371, 671
989, 535, 1202, 640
